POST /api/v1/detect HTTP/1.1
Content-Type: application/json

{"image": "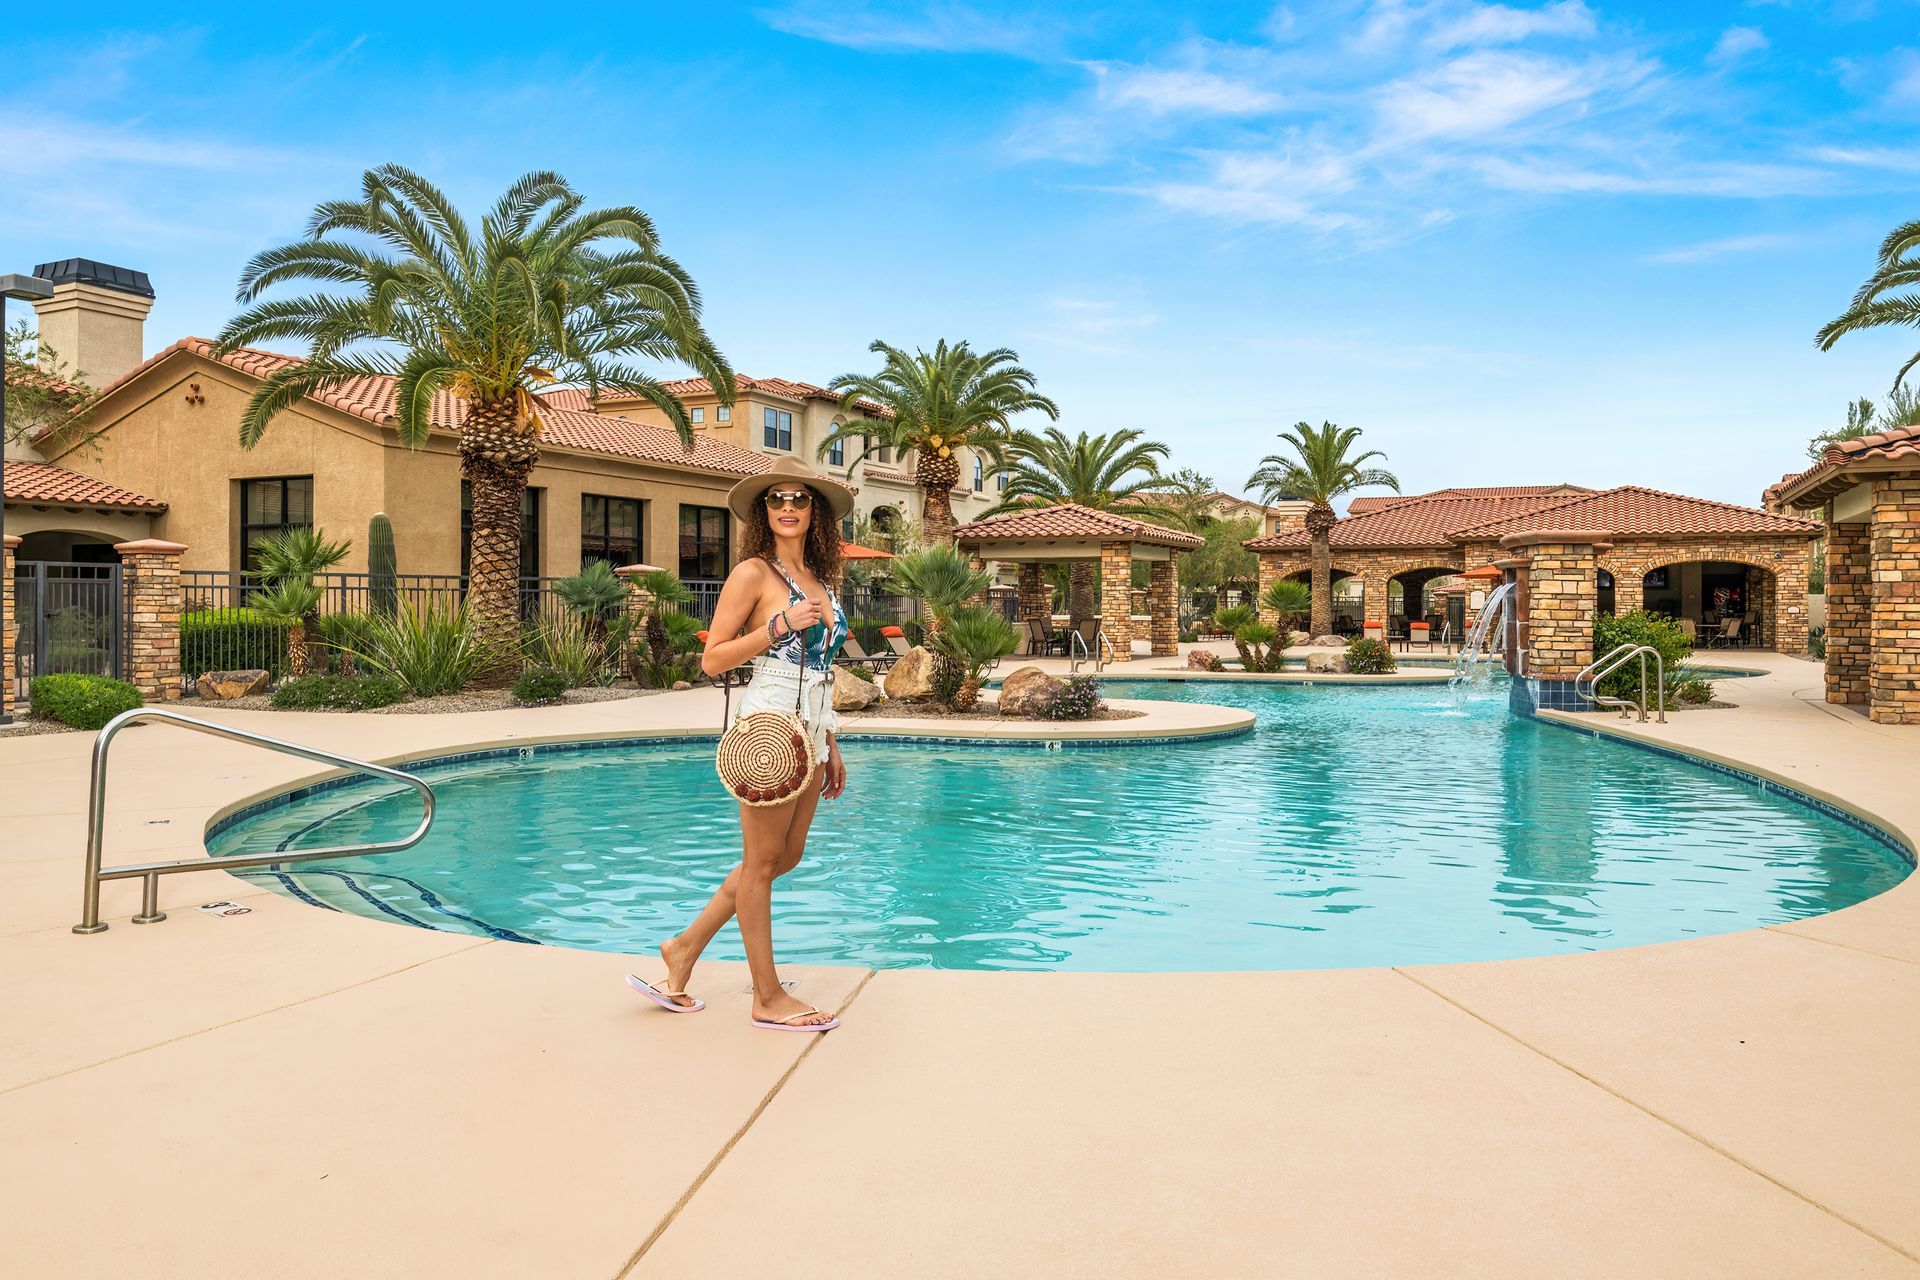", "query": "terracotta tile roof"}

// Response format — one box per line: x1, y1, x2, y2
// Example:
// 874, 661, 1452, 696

1451, 485, 1820, 538
1346, 484, 1590, 518
643, 375, 892, 419
4, 461, 166, 512
80, 338, 769, 478
1247, 492, 1573, 551
534, 387, 595, 413
1343, 496, 1401, 514
1775, 423, 1920, 507
955, 501, 1202, 549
